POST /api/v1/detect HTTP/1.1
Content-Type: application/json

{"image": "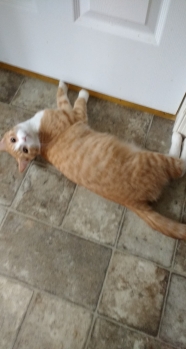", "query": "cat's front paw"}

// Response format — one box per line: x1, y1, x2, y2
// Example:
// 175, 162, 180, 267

59, 80, 68, 94
79, 89, 89, 102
